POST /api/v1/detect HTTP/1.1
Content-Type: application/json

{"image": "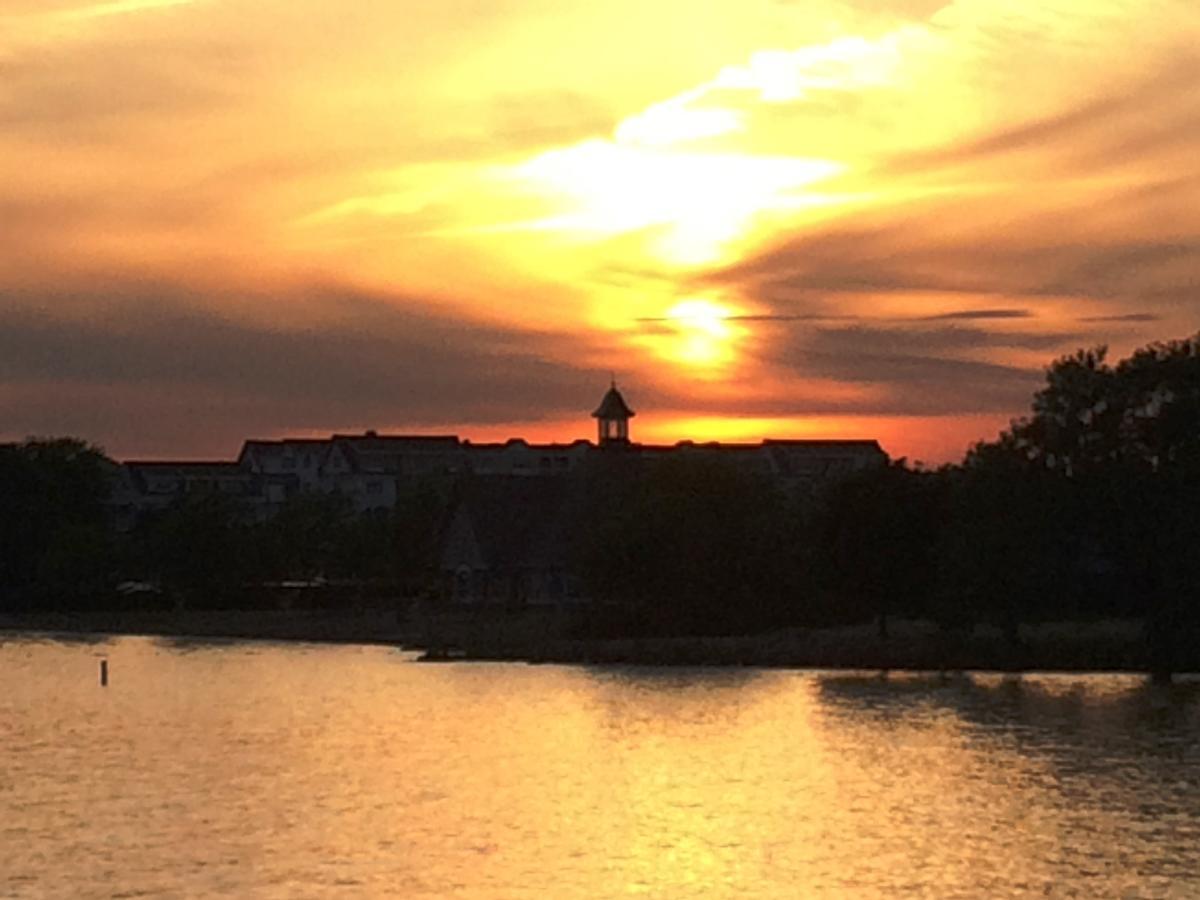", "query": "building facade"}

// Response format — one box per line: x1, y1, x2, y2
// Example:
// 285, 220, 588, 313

108, 385, 888, 550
